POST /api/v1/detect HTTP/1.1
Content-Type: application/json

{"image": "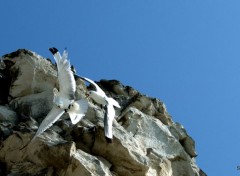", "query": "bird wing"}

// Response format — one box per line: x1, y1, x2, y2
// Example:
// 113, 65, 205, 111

32, 106, 65, 141
69, 114, 85, 125
76, 75, 105, 95
50, 47, 76, 100
75, 99, 89, 114
68, 99, 88, 124
107, 97, 121, 108
104, 102, 115, 141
